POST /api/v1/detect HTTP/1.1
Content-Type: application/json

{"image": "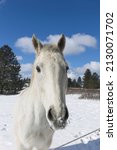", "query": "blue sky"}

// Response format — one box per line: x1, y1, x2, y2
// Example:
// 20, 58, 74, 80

0, 0, 100, 78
